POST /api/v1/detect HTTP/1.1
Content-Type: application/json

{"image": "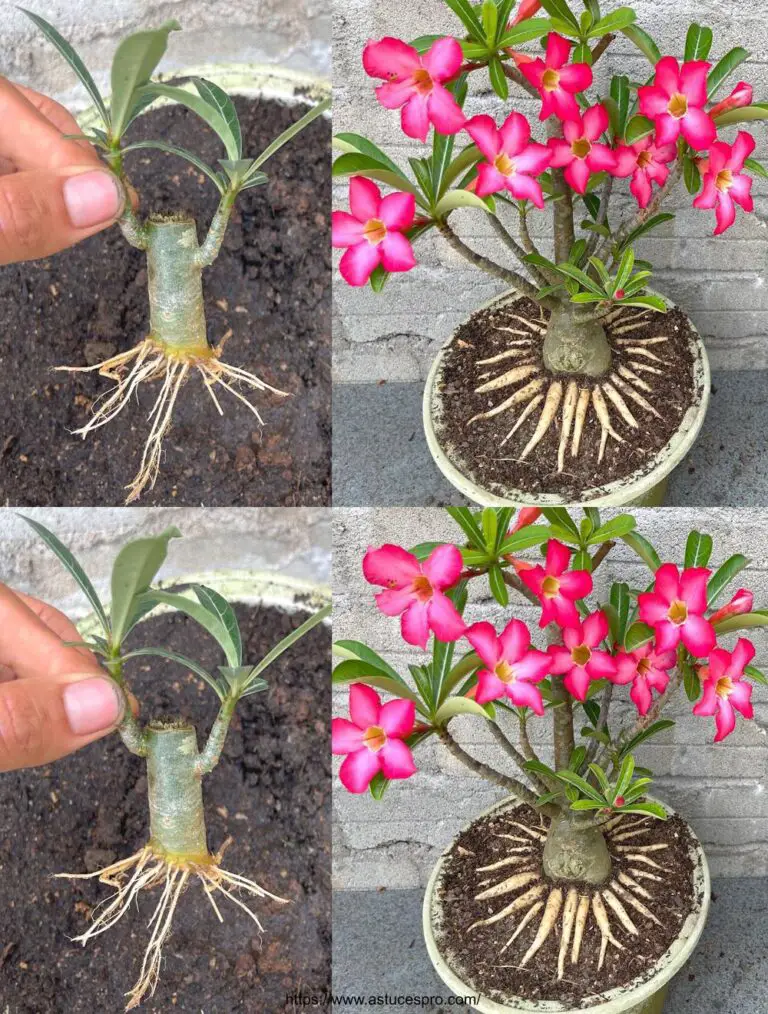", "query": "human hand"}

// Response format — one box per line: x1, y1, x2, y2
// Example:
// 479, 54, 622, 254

0, 584, 125, 771
0, 78, 126, 265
